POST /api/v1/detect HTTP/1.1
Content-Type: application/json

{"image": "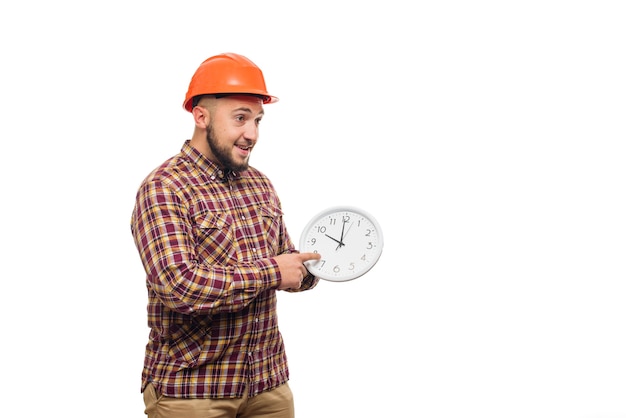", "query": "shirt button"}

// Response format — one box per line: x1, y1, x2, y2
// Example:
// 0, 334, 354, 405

210, 175, 216, 180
